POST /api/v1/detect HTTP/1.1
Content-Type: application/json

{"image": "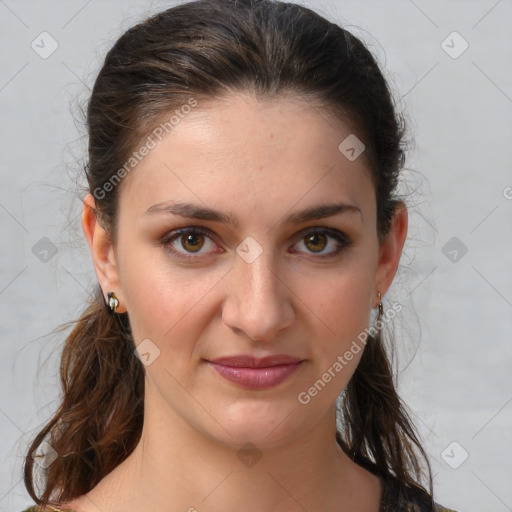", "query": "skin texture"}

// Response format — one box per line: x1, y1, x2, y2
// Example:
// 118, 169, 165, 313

76, 91, 408, 512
